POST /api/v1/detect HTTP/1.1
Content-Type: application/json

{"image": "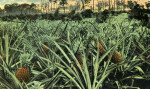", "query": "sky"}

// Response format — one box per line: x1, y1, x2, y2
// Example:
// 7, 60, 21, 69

0, 0, 149, 9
